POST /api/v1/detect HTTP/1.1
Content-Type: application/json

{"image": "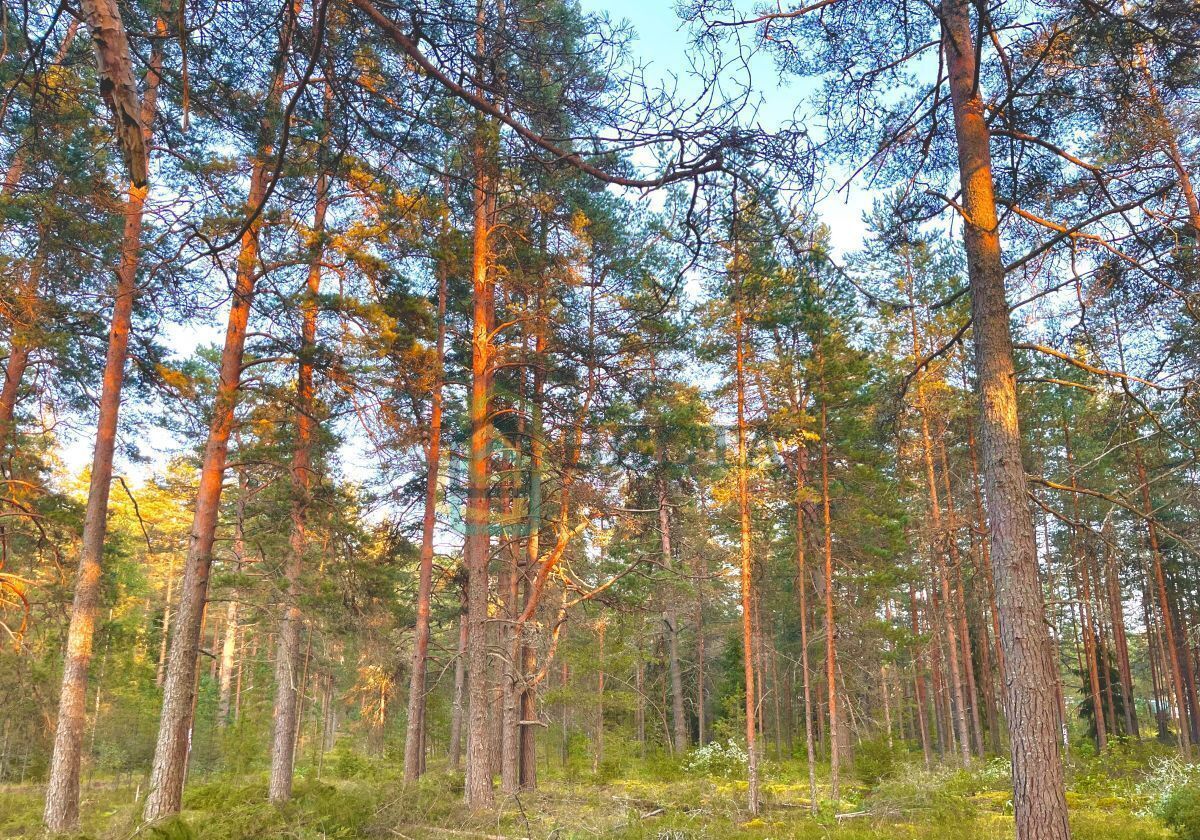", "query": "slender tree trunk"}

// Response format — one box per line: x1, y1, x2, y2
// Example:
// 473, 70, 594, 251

909, 300, 971, 767
464, 106, 496, 809
42, 22, 161, 830
449, 587, 469, 770
1065, 425, 1106, 750
1138, 450, 1191, 756
909, 585, 933, 767
1104, 520, 1138, 737
217, 472, 248, 727
403, 231, 449, 783
695, 547, 707, 747
268, 156, 328, 804
734, 243, 760, 816
941, 0, 1070, 833
820, 394, 839, 804
144, 22, 291, 812
518, 304, 545, 792
658, 476, 688, 755
592, 622, 606, 773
